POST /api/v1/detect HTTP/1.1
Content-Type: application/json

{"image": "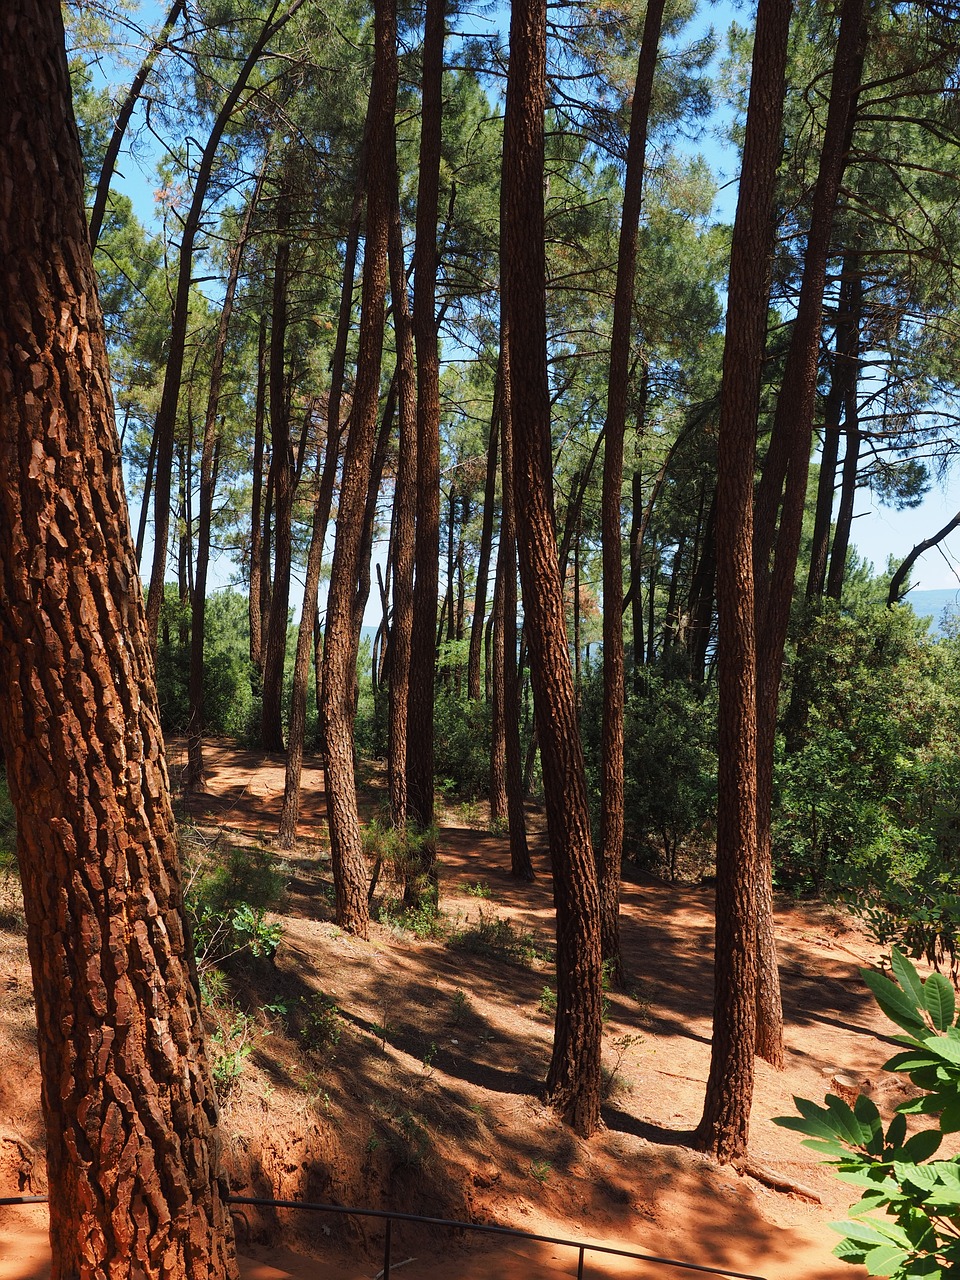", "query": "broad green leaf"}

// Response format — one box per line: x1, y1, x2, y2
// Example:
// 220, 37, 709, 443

924, 1035, 960, 1066
826, 1093, 868, 1147
886, 1112, 908, 1150
862, 968, 928, 1037
774, 1113, 841, 1141
856, 1093, 885, 1154
924, 974, 956, 1032
834, 1219, 909, 1248
940, 1099, 960, 1133
894, 1162, 939, 1193
801, 1136, 850, 1158
892, 949, 926, 1011
834, 1238, 868, 1264
885, 1050, 942, 1074
865, 1242, 911, 1276
899, 1129, 942, 1163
